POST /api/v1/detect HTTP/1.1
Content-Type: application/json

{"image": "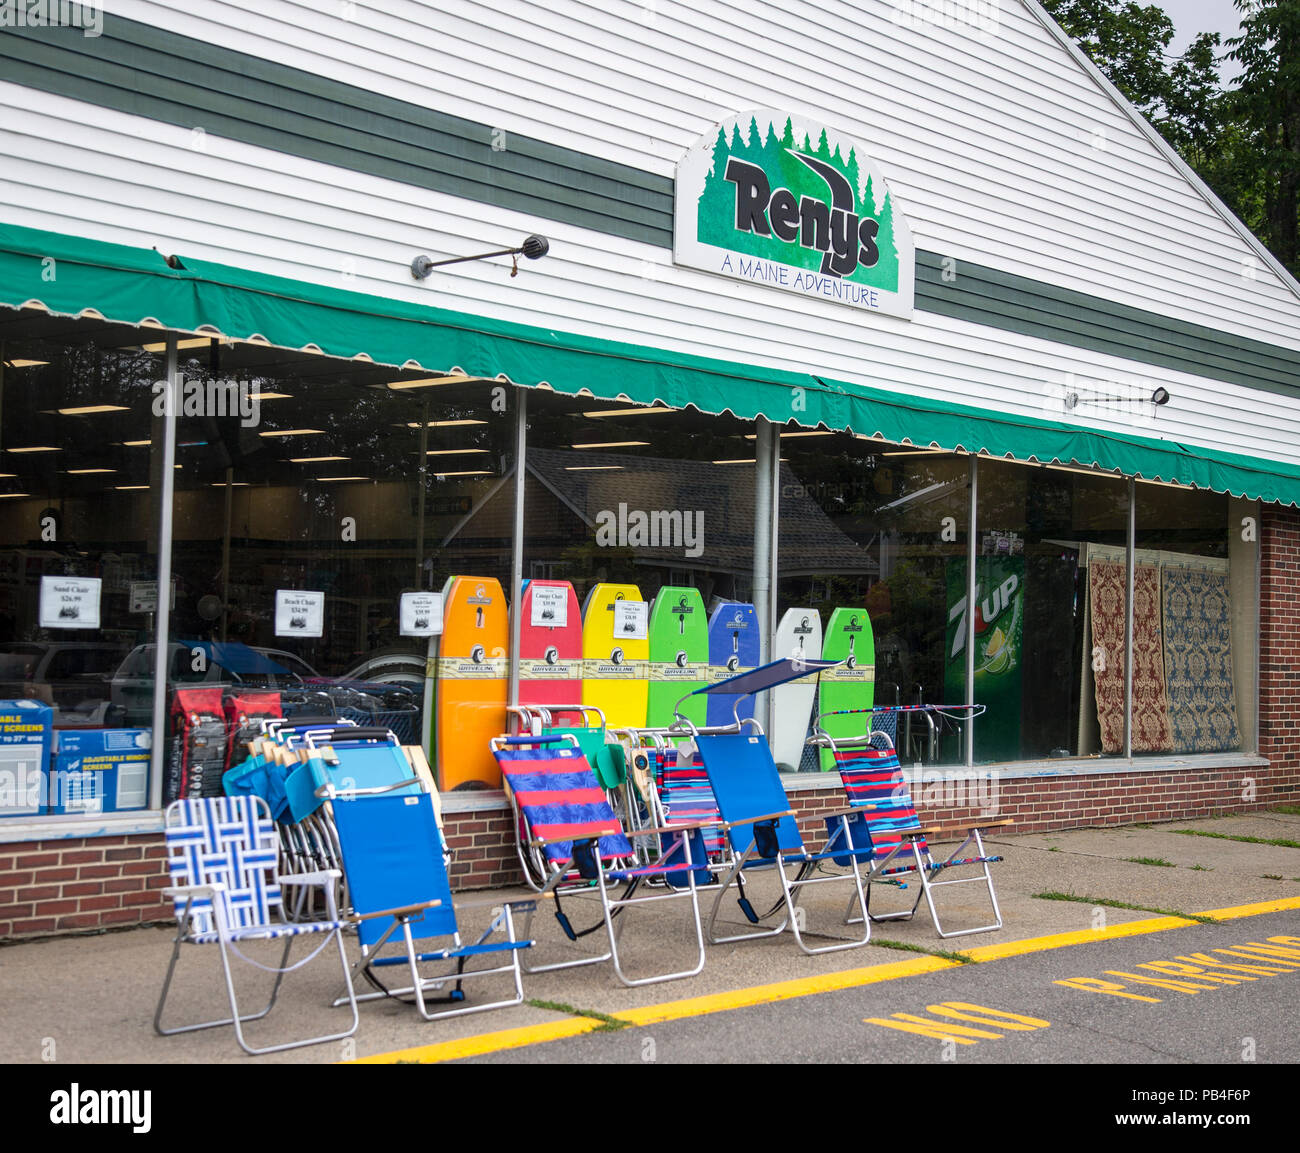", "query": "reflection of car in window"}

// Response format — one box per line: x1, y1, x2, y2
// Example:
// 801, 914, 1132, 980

0, 642, 130, 719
